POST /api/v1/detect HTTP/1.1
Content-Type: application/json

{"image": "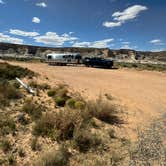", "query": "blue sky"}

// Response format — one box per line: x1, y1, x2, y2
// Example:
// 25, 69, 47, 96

0, 0, 166, 51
